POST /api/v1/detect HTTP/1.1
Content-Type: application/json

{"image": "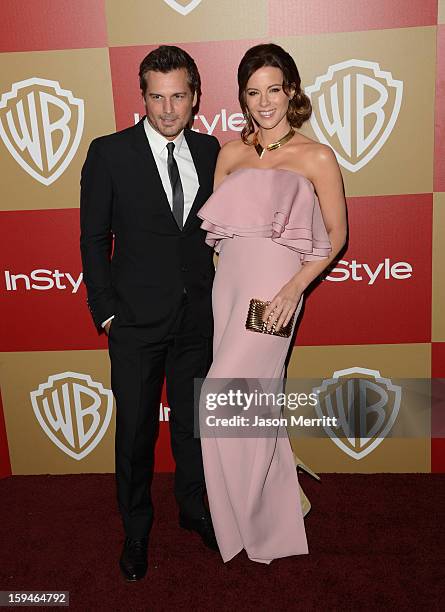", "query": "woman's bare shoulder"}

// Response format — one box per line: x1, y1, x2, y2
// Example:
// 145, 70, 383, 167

293, 136, 337, 173
219, 137, 246, 155
302, 142, 342, 190
305, 141, 337, 168
217, 137, 250, 171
